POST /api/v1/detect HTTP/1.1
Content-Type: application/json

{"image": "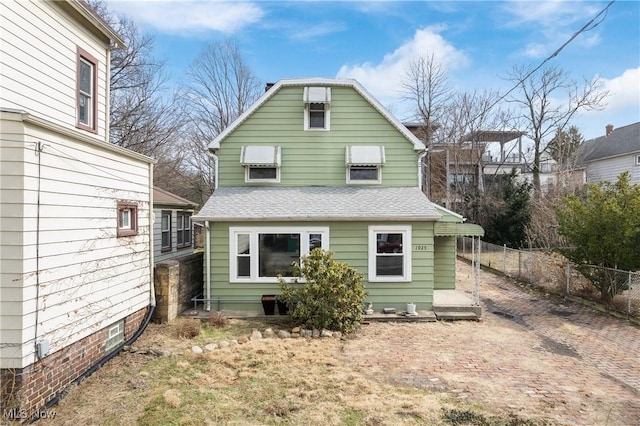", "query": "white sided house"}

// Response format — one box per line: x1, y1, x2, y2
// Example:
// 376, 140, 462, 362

578, 123, 640, 185
0, 0, 154, 415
